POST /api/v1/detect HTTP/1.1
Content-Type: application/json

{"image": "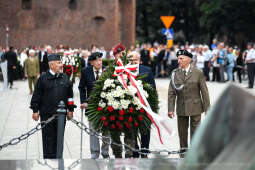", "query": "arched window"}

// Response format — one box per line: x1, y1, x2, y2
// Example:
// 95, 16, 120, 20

22, 0, 32, 10
69, 0, 77, 10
